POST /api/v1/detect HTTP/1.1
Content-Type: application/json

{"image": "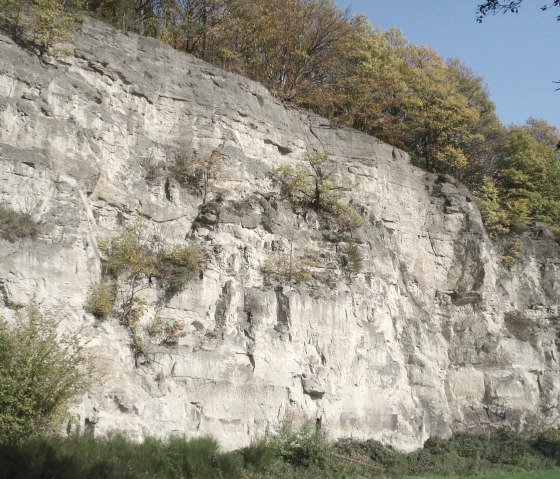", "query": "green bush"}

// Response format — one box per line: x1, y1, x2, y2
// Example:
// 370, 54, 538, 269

242, 438, 276, 470
157, 243, 202, 299
98, 225, 202, 362
0, 434, 242, 479
534, 429, 560, 463
271, 151, 362, 228
170, 150, 223, 203
342, 241, 363, 277
0, 205, 38, 242
502, 238, 522, 268
84, 281, 116, 319
267, 418, 329, 468
0, 306, 90, 444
